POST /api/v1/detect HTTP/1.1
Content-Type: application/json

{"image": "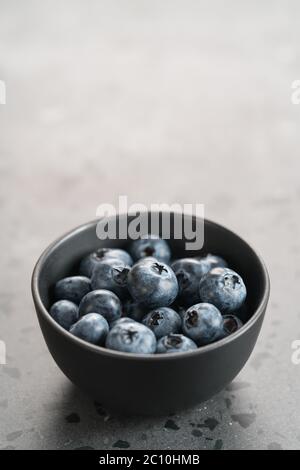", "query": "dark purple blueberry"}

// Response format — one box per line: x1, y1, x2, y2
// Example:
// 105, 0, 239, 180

217, 314, 243, 340
171, 258, 207, 306
122, 299, 146, 322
